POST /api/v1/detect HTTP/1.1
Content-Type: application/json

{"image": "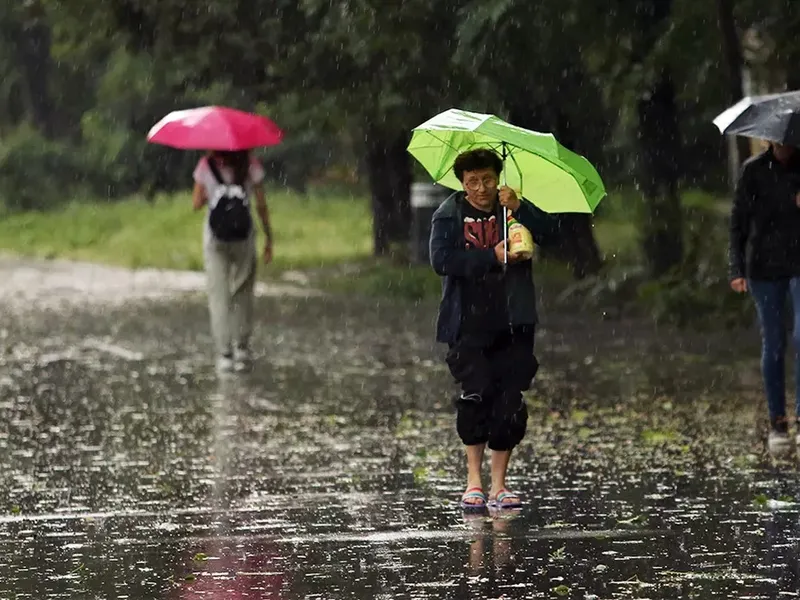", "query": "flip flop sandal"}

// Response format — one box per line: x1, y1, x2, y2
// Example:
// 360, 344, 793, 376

460, 487, 488, 511
488, 489, 522, 510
